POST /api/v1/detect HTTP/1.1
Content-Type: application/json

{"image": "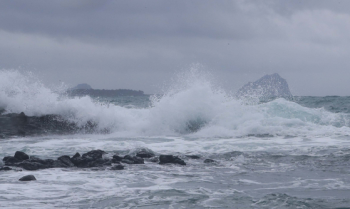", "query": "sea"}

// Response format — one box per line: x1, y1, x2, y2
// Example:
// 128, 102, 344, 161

1, 70, 350, 208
